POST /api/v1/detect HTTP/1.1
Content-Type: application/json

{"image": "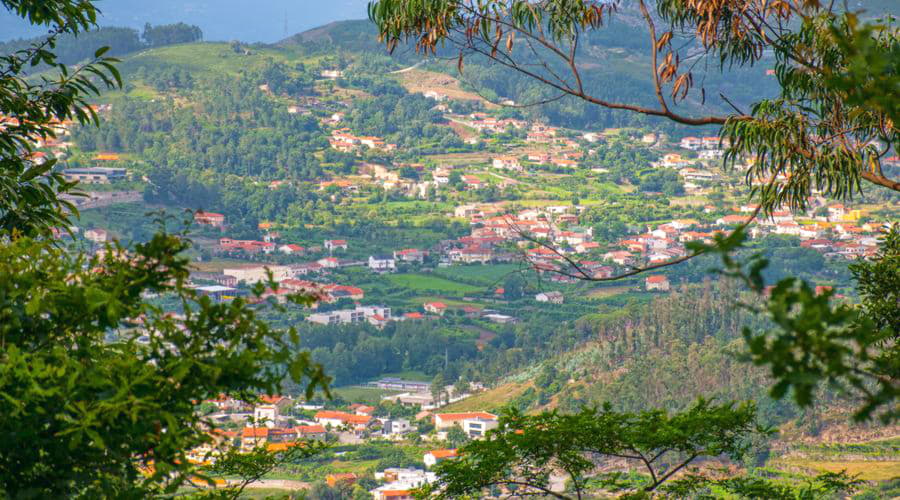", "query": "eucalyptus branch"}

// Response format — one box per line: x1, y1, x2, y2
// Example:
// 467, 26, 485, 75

646, 453, 699, 491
